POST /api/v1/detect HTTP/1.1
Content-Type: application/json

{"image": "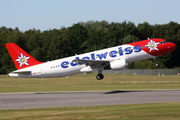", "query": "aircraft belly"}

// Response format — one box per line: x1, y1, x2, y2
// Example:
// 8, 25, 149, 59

45, 65, 85, 78
126, 51, 153, 63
